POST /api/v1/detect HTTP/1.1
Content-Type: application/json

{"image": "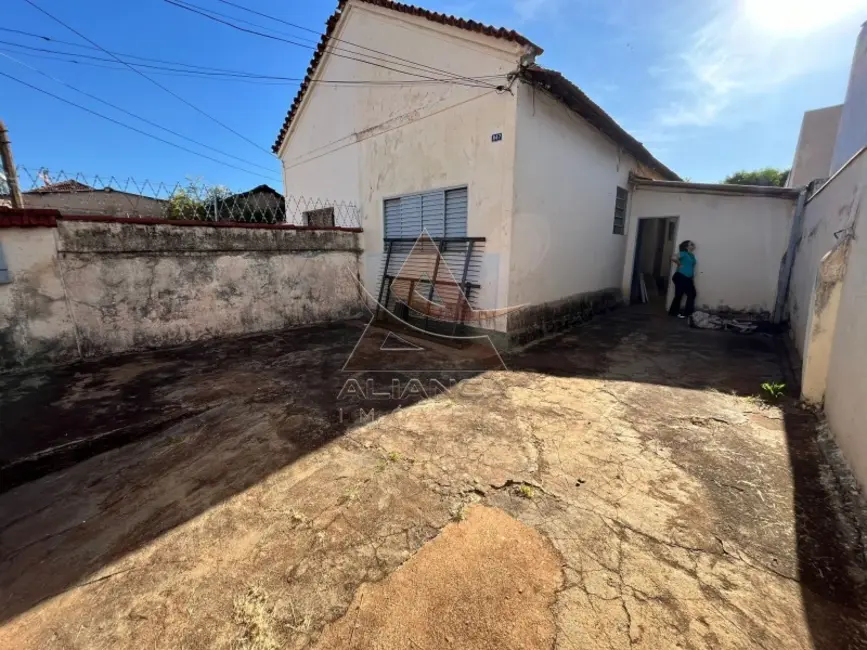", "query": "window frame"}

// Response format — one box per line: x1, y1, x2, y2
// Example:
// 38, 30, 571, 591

613, 186, 629, 235
382, 184, 469, 241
